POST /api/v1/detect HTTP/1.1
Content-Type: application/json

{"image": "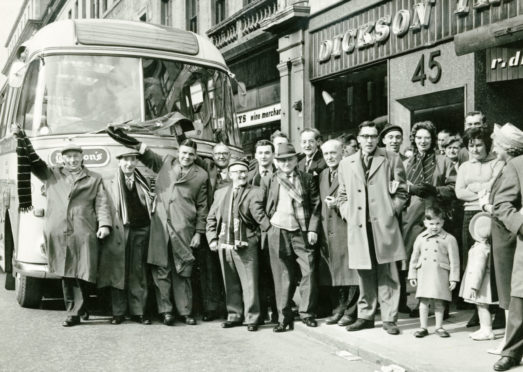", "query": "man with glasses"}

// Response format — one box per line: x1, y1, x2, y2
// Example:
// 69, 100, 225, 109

338, 121, 407, 335
207, 159, 270, 331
